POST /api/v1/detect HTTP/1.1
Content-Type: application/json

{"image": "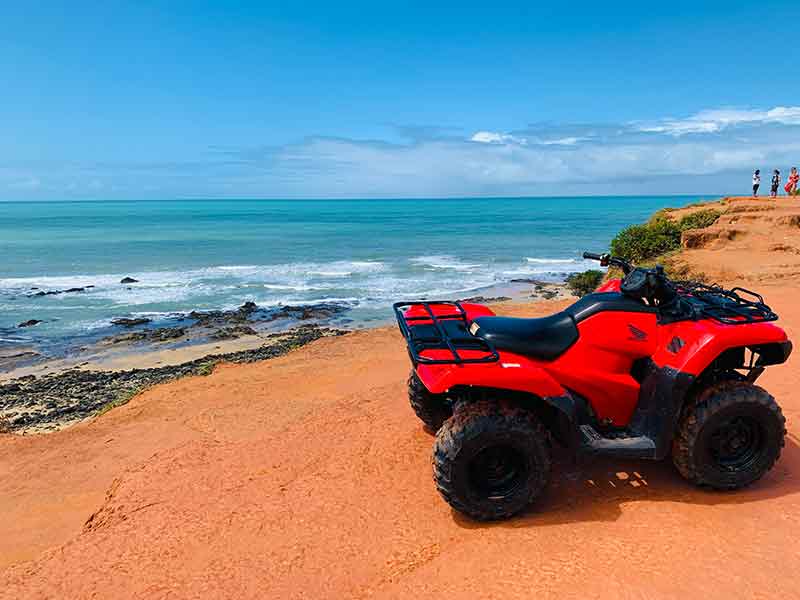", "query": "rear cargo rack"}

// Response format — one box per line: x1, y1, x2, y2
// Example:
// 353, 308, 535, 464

393, 301, 500, 365
673, 282, 779, 325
